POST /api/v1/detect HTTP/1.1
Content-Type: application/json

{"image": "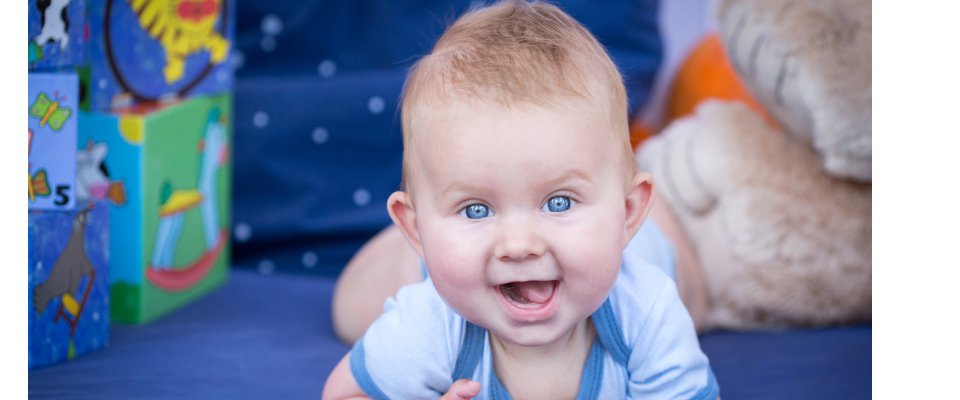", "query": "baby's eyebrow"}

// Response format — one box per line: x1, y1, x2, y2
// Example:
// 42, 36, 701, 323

432, 168, 594, 205
541, 168, 593, 188
435, 183, 488, 204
